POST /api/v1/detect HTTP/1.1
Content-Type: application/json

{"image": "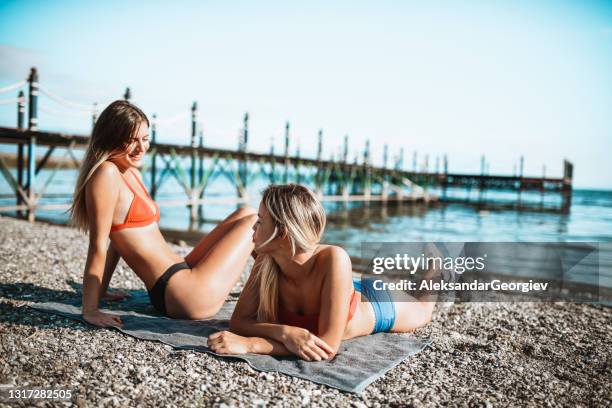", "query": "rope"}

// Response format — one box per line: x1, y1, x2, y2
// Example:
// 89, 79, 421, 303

38, 84, 94, 111
39, 104, 91, 118
0, 80, 27, 94
0, 97, 21, 105
154, 111, 190, 126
